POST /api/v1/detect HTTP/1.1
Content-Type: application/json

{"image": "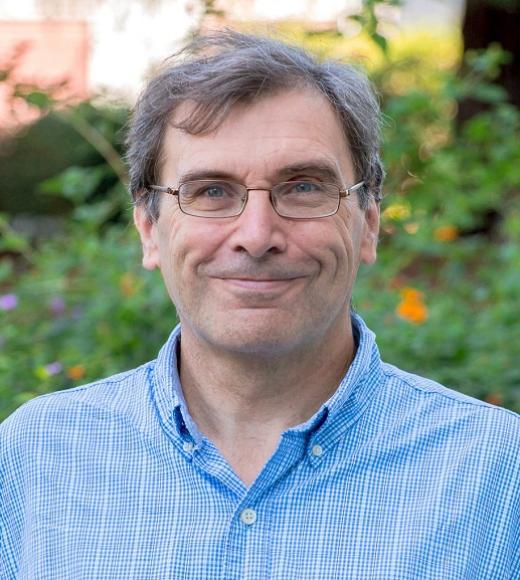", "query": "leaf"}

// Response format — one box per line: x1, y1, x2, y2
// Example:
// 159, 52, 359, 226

0, 261, 13, 282
348, 14, 365, 24
24, 90, 53, 110
39, 166, 107, 203
0, 232, 31, 253
371, 32, 388, 55
471, 83, 508, 104
72, 199, 114, 226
